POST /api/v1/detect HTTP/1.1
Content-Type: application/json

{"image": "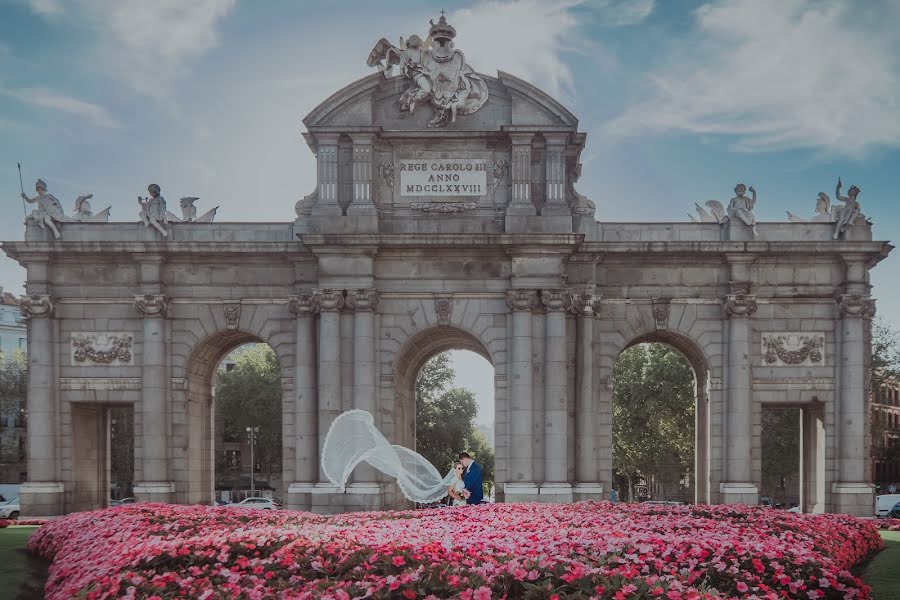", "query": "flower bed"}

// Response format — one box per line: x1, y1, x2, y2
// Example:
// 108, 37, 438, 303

0, 518, 47, 528
878, 518, 900, 531
28, 502, 882, 599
